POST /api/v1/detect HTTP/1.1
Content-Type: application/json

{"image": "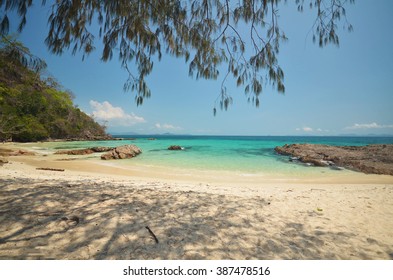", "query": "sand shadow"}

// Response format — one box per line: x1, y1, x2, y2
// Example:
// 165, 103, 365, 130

0, 178, 392, 259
